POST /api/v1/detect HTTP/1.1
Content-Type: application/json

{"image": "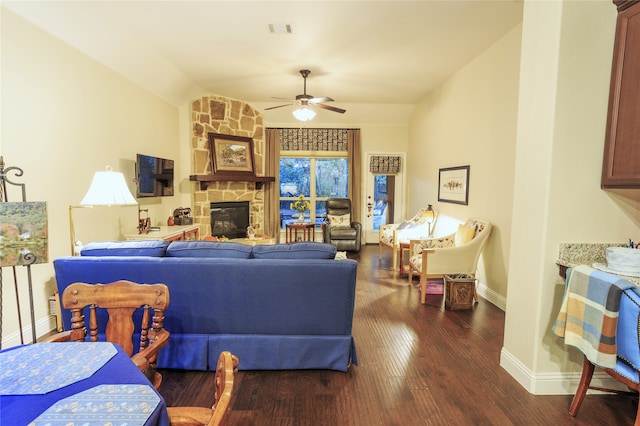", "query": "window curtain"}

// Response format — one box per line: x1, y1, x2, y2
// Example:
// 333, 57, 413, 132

348, 130, 361, 224
264, 129, 281, 241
